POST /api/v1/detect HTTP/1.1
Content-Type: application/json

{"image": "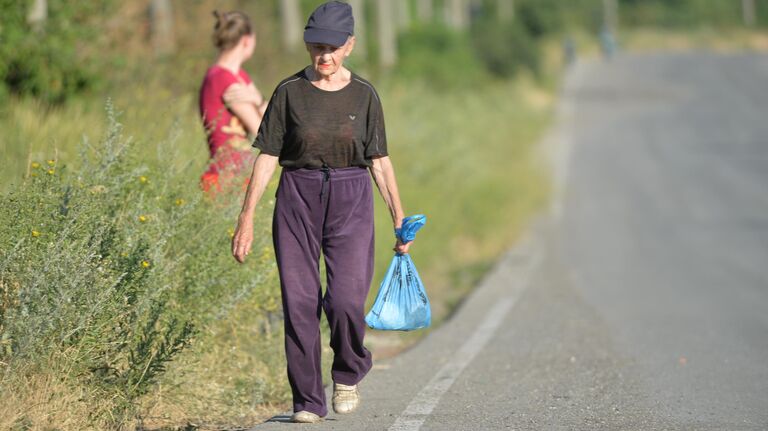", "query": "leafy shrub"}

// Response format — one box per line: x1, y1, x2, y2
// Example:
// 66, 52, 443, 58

621, 0, 750, 28
395, 24, 488, 89
0, 0, 113, 104
515, 0, 568, 38
470, 16, 540, 78
0, 101, 279, 427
